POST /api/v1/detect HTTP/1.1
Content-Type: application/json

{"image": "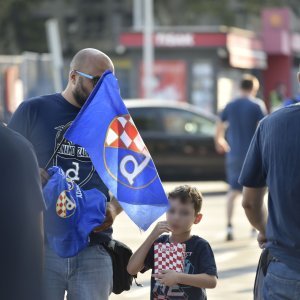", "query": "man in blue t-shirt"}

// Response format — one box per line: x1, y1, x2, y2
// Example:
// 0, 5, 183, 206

239, 79, 300, 299
8, 48, 123, 300
214, 74, 266, 241
0, 124, 44, 300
